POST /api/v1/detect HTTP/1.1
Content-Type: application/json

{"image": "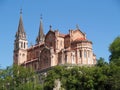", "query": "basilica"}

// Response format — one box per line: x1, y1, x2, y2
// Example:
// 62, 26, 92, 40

13, 13, 96, 72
